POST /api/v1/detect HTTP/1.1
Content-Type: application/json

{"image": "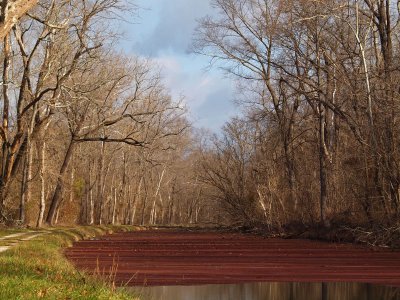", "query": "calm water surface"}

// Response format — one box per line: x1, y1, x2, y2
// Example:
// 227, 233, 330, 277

128, 282, 400, 300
